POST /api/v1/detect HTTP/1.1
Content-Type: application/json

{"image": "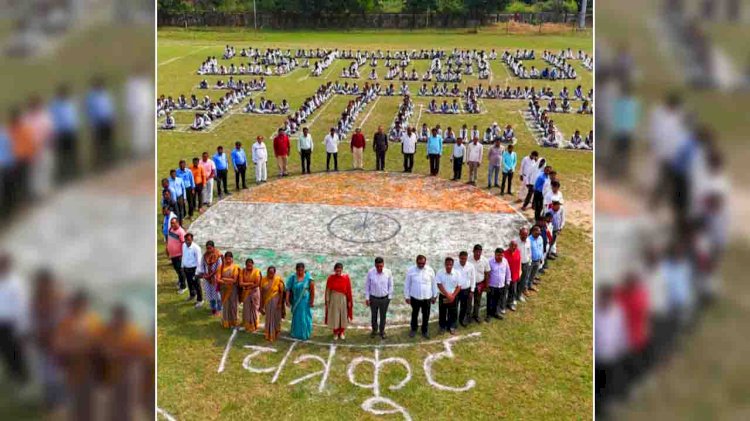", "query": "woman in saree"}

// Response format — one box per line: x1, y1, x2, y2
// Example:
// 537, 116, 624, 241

239, 258, 262, 332
200, 241, 222, 316
325, 263, 353, 340
218, 251, 241, 328
285, 262, 315, 340
259, 266, 285, 342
